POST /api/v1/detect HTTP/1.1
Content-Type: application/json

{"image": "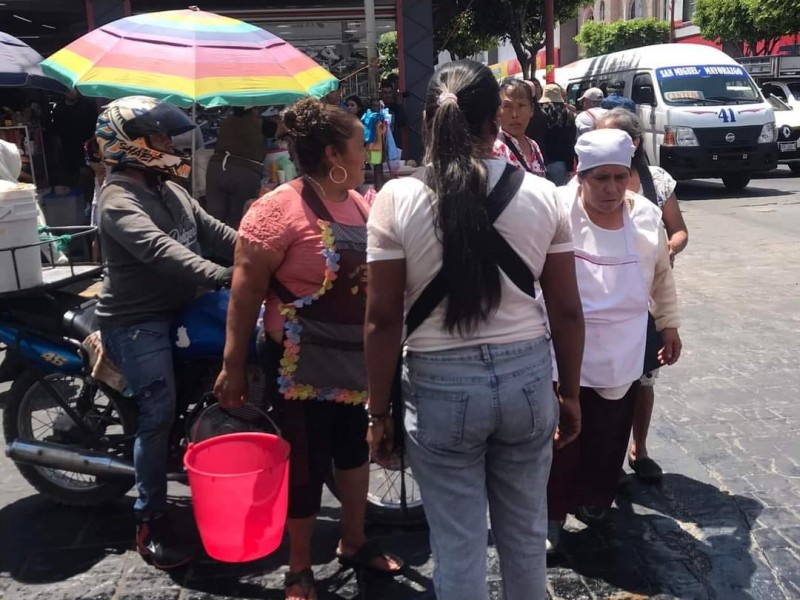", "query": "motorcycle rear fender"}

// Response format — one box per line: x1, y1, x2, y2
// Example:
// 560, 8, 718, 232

0, 325, 84, 375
